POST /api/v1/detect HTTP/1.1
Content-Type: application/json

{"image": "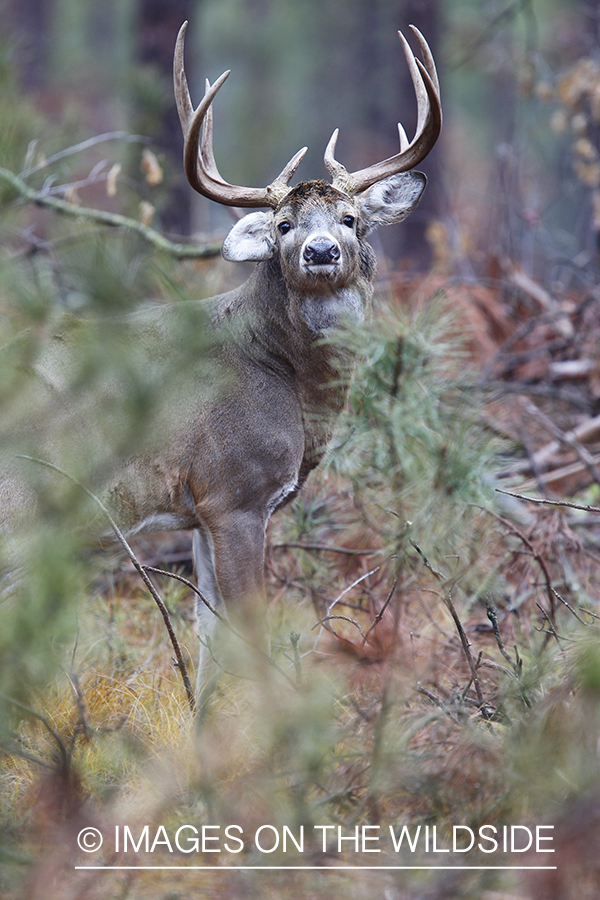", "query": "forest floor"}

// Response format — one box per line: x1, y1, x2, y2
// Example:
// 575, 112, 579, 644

2, 264, 600, 900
